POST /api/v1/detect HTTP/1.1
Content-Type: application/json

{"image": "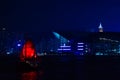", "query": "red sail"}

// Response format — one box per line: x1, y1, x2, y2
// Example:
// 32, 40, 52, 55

20, 40, 37, 62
